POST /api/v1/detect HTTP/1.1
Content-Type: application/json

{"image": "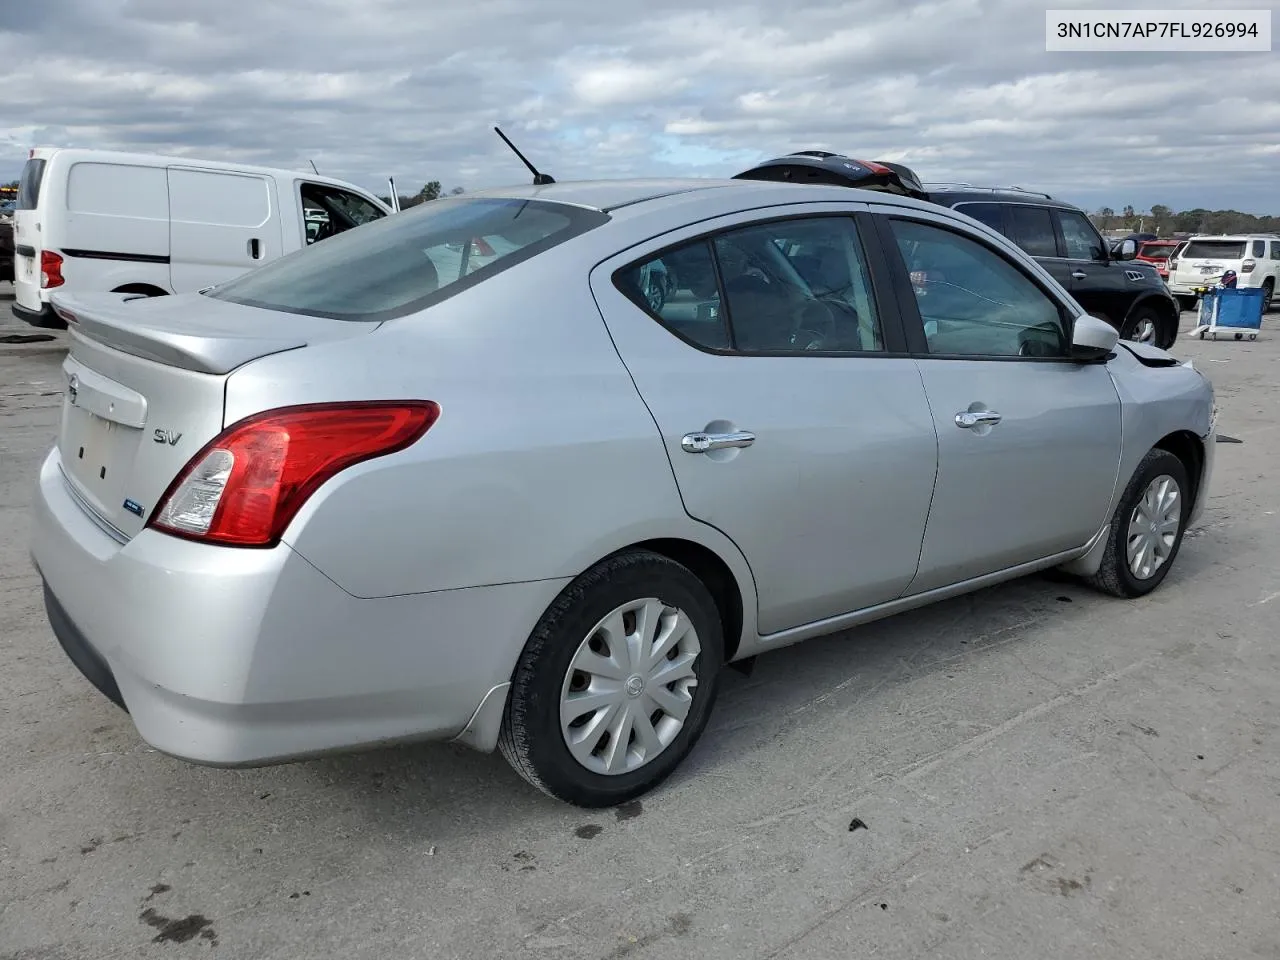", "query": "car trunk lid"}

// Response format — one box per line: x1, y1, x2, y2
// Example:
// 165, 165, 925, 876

50, 290, 378, 538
